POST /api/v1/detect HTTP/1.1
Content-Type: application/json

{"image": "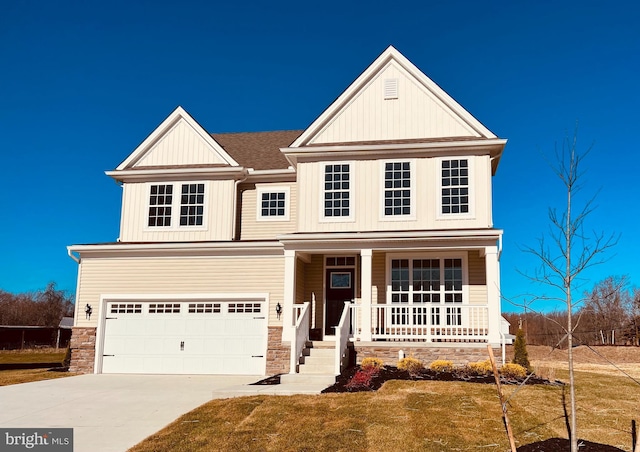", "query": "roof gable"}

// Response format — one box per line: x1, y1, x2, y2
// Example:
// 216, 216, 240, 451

291, 46, 497, 147
116, 106, 238, 171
